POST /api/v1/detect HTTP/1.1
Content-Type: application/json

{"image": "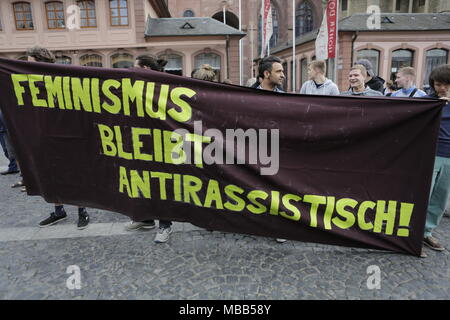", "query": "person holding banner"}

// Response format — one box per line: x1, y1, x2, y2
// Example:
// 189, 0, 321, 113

256, 56, 285, 93
300, 60, 339, 95
391, 67, 427, 98
340, 65, 383, 97
193, 64, 218, 82
123, 54, 174, 244
256, 55, 286, 243
355, 59, 385, 93
422, 64, 450, 254
0, 110, 19, 175
25, 46, 91, 230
